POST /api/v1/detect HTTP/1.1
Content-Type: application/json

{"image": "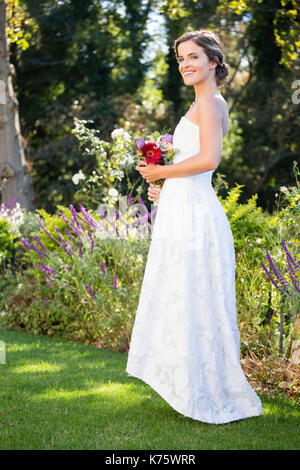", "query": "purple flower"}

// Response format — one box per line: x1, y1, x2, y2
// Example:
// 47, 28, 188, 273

134, 138, 145, 150
281, 239, 300, 293
32, 235, 50, 253
86, 284, 95, 297
79, 206, 98, 229
97, 207, 107, 218
281, 238, 299, 273
260, 262, 288, 295
40, 263, 54, 287
59, 211, 83, 239
55, 226, 73, 258
36, 216, 59, 244
64, 228, 81, 248
40, 263, 57, 279
265, 250, 291, 295
55, 226, 68, 245
61, 243, 73, 259
113, 274, 118, 289
161, 133, 173, 144
3, 195, 21, 209
87, 229, 95, 253
289, 270, 300, 293
78, 221, 87, 234
21, 239, 48, 260
69, 204, 86, 228
69, 204, 84, 231
281, 238, 299, 267
100, 261, 106, 274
